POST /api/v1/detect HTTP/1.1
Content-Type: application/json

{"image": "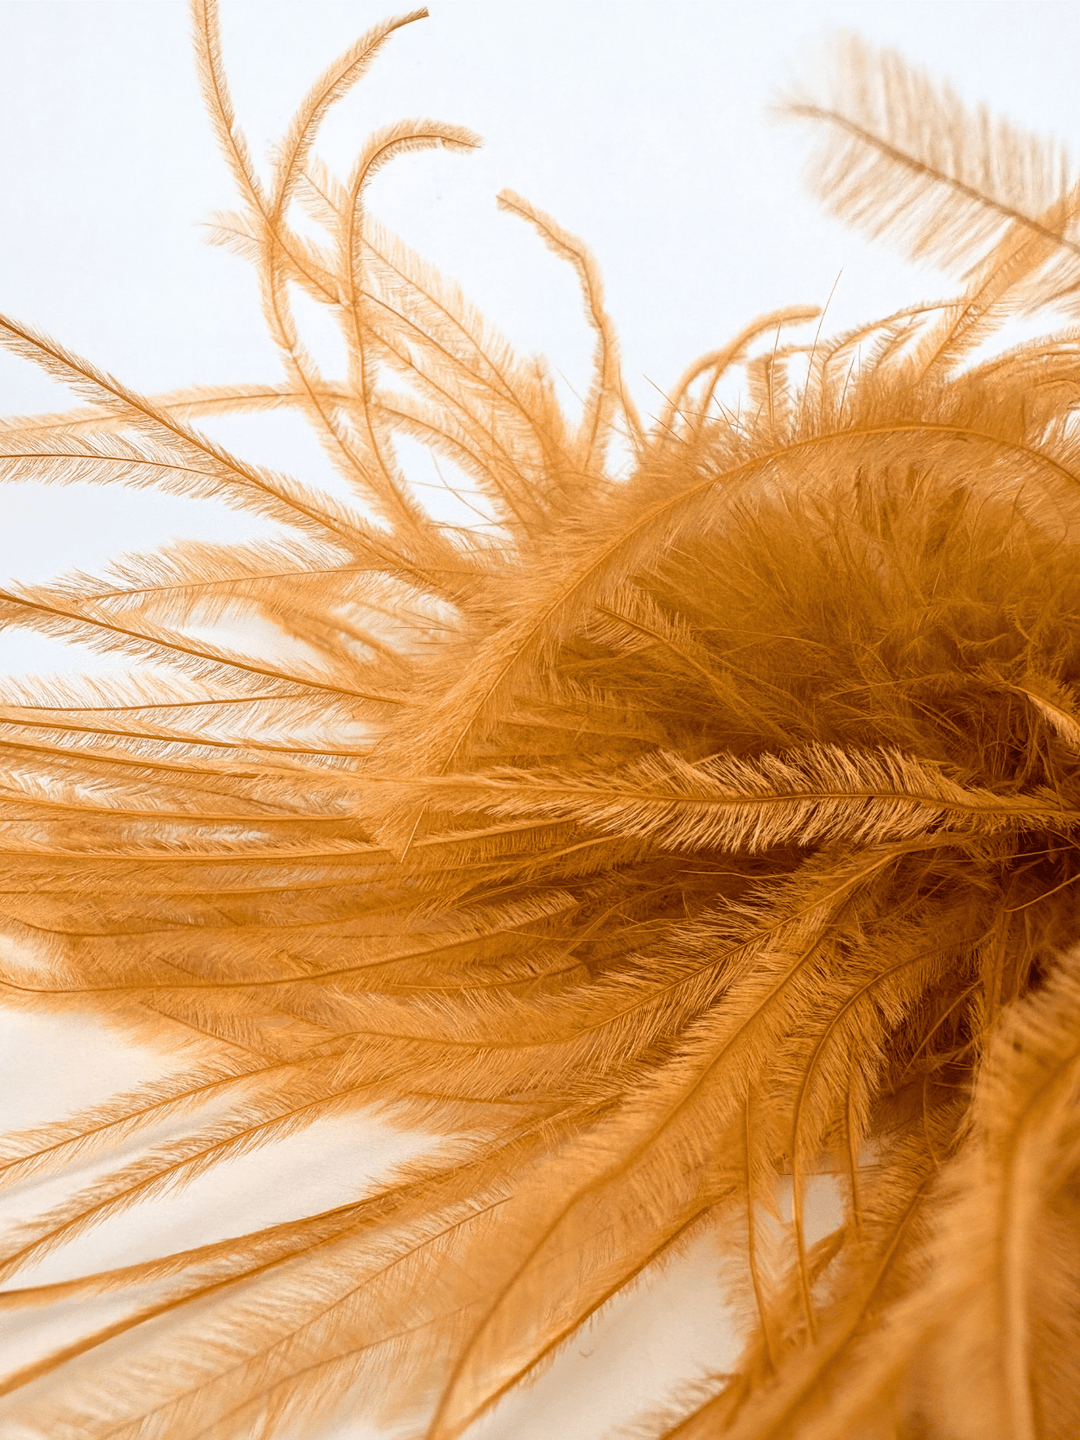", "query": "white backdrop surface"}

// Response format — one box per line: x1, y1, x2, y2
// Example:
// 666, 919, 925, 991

0, 3, 1077, 1437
